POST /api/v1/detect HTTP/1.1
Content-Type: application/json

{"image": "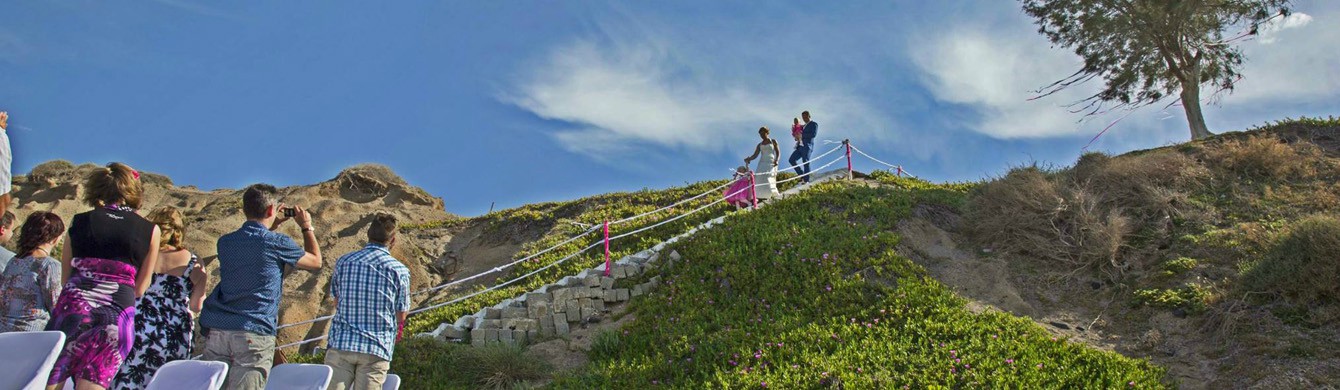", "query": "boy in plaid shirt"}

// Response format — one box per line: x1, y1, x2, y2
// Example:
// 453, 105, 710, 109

326, 213, 411, 390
